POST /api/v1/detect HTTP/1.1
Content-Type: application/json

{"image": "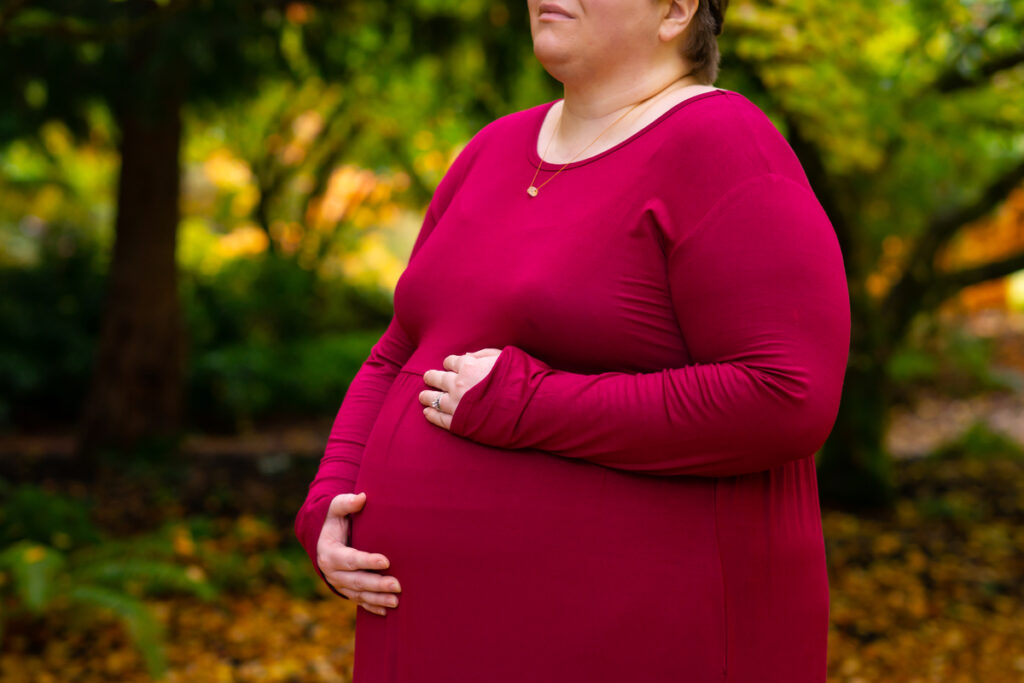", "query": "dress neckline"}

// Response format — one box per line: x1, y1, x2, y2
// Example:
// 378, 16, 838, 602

526, 88, 729, 171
